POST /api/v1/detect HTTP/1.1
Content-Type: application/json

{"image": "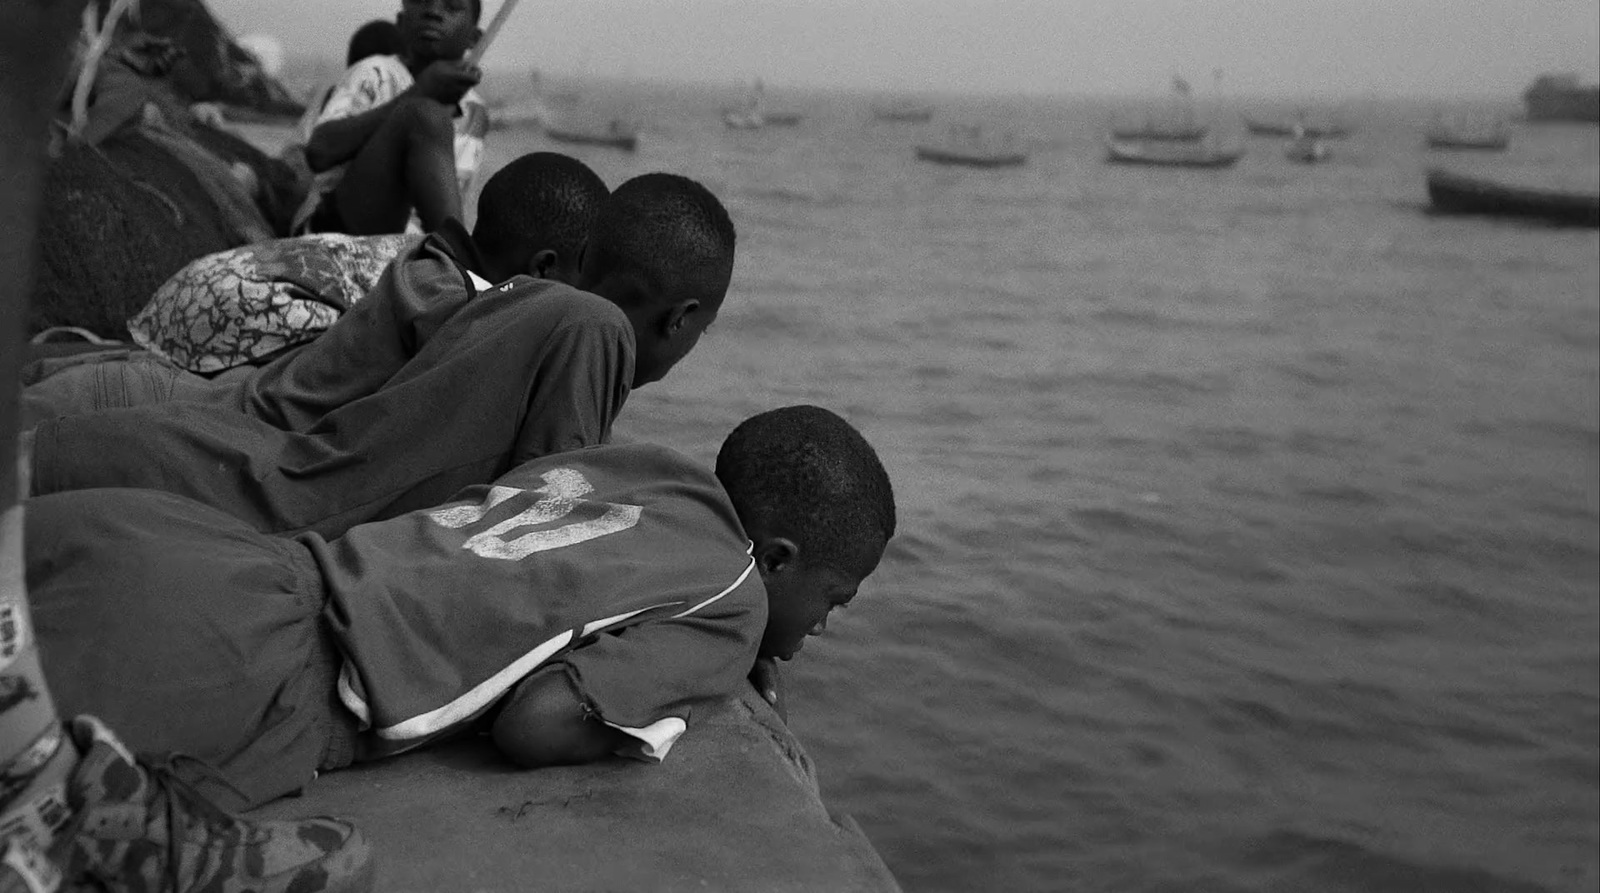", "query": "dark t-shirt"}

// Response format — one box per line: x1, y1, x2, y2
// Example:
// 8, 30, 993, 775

30, 279, 635, 539
216, 219, 488, 431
